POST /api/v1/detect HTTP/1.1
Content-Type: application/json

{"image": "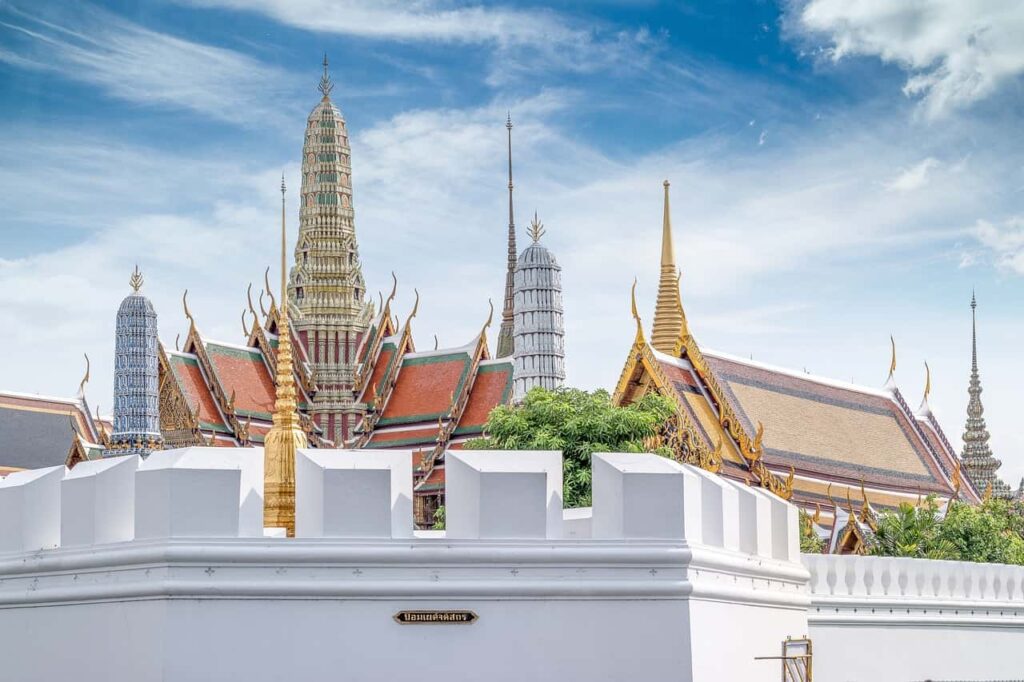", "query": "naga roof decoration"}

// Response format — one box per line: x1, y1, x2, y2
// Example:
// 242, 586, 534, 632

615, 181, 975, 525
